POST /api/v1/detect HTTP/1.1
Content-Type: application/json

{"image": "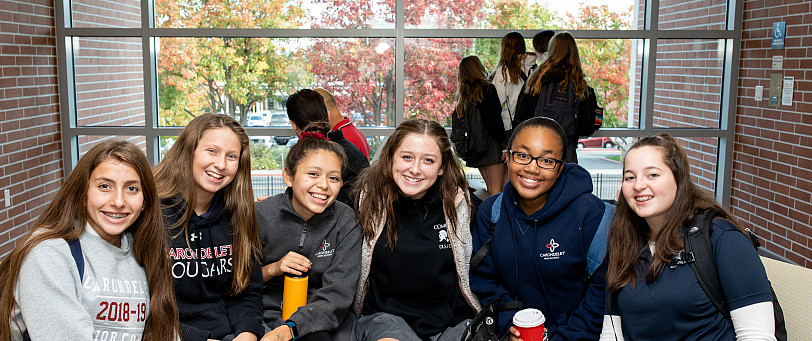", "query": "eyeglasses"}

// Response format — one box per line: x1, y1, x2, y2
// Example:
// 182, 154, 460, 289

508, 150, 563, 169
